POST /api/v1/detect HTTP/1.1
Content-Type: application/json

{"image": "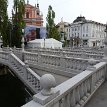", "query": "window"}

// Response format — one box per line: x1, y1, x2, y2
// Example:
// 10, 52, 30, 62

78, 27, 80, 31
83, 26, 85, 32
26, 12, 29, 18
86, 34, 88, 37
78, 33, 79, 37
86, 26, 88, 32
